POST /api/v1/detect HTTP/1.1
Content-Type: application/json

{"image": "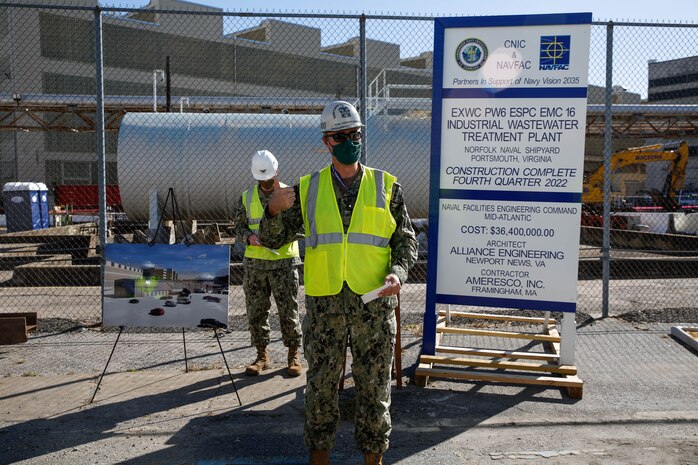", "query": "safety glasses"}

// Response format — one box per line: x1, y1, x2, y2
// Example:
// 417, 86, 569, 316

326, 130, 362, 143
